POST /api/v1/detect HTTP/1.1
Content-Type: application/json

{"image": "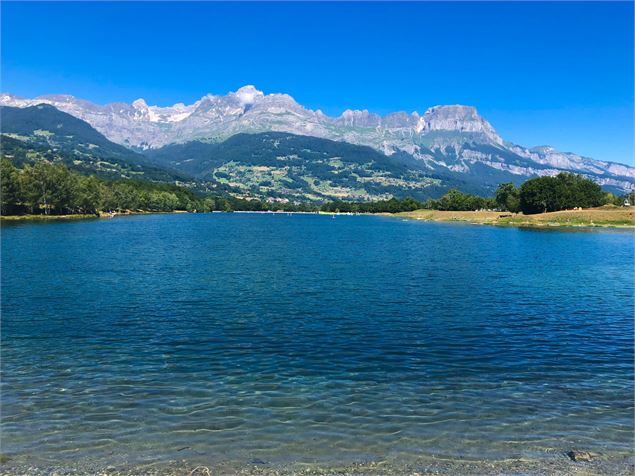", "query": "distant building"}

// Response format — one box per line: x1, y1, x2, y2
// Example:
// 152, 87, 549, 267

624, 199, 631, 207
